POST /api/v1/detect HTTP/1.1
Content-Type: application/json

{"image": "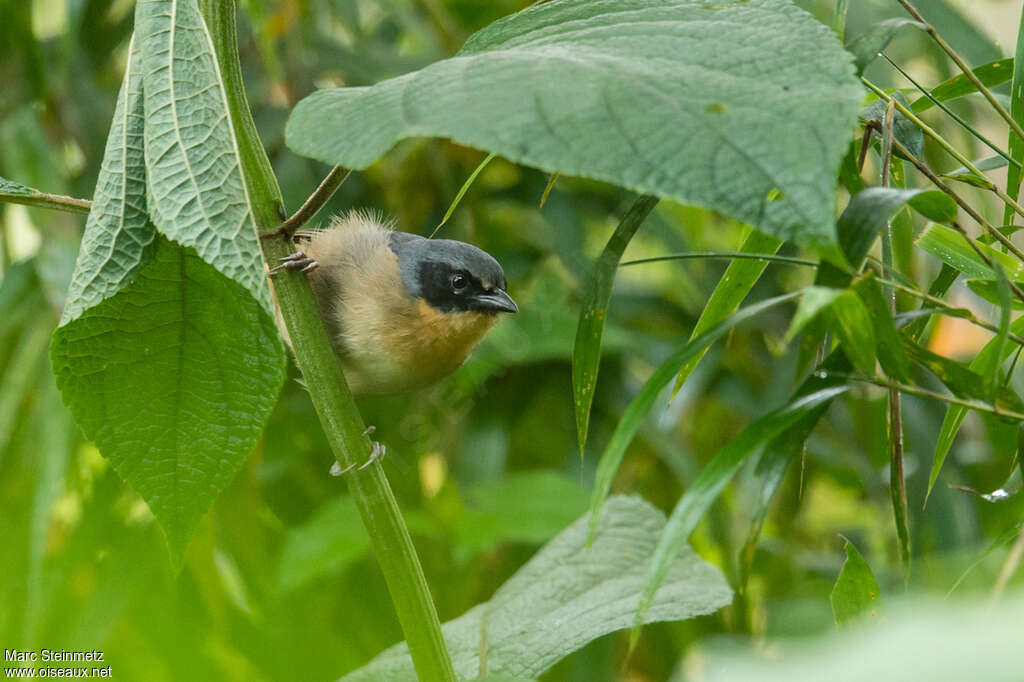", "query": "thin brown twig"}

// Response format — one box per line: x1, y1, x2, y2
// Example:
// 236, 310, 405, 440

895, 0, 1024, 144
261, 165, 351, 240
890, 137, 1024, 304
